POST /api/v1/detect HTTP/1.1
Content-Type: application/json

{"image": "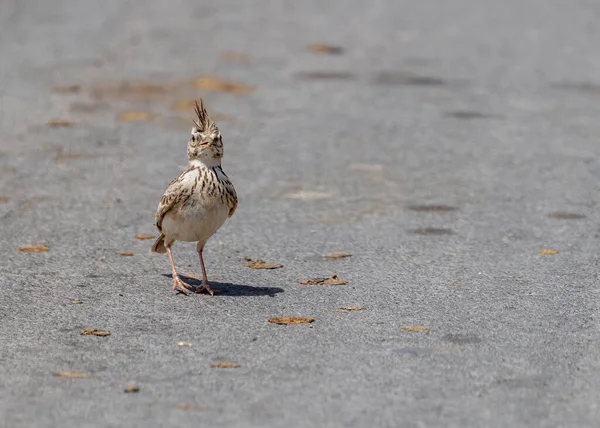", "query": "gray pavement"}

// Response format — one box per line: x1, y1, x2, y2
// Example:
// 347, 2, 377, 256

2, 0, 600, 427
